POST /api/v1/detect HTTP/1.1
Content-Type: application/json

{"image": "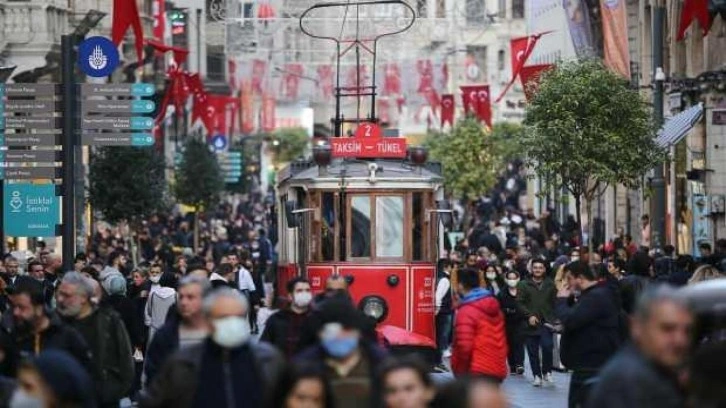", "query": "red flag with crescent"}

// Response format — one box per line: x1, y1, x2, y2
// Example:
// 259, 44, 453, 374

261, 94, 276, 132
317, 65, 334, 98
251, 59, 267, 95
239, 81, 255, 134
383, 63, 401, 95
441, 94, 455, 127
519, 64, 554, 101
677, 0, 712, 41
283, 63, 304, 100
495, 31, 551, 102
460, 85, 491, 128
